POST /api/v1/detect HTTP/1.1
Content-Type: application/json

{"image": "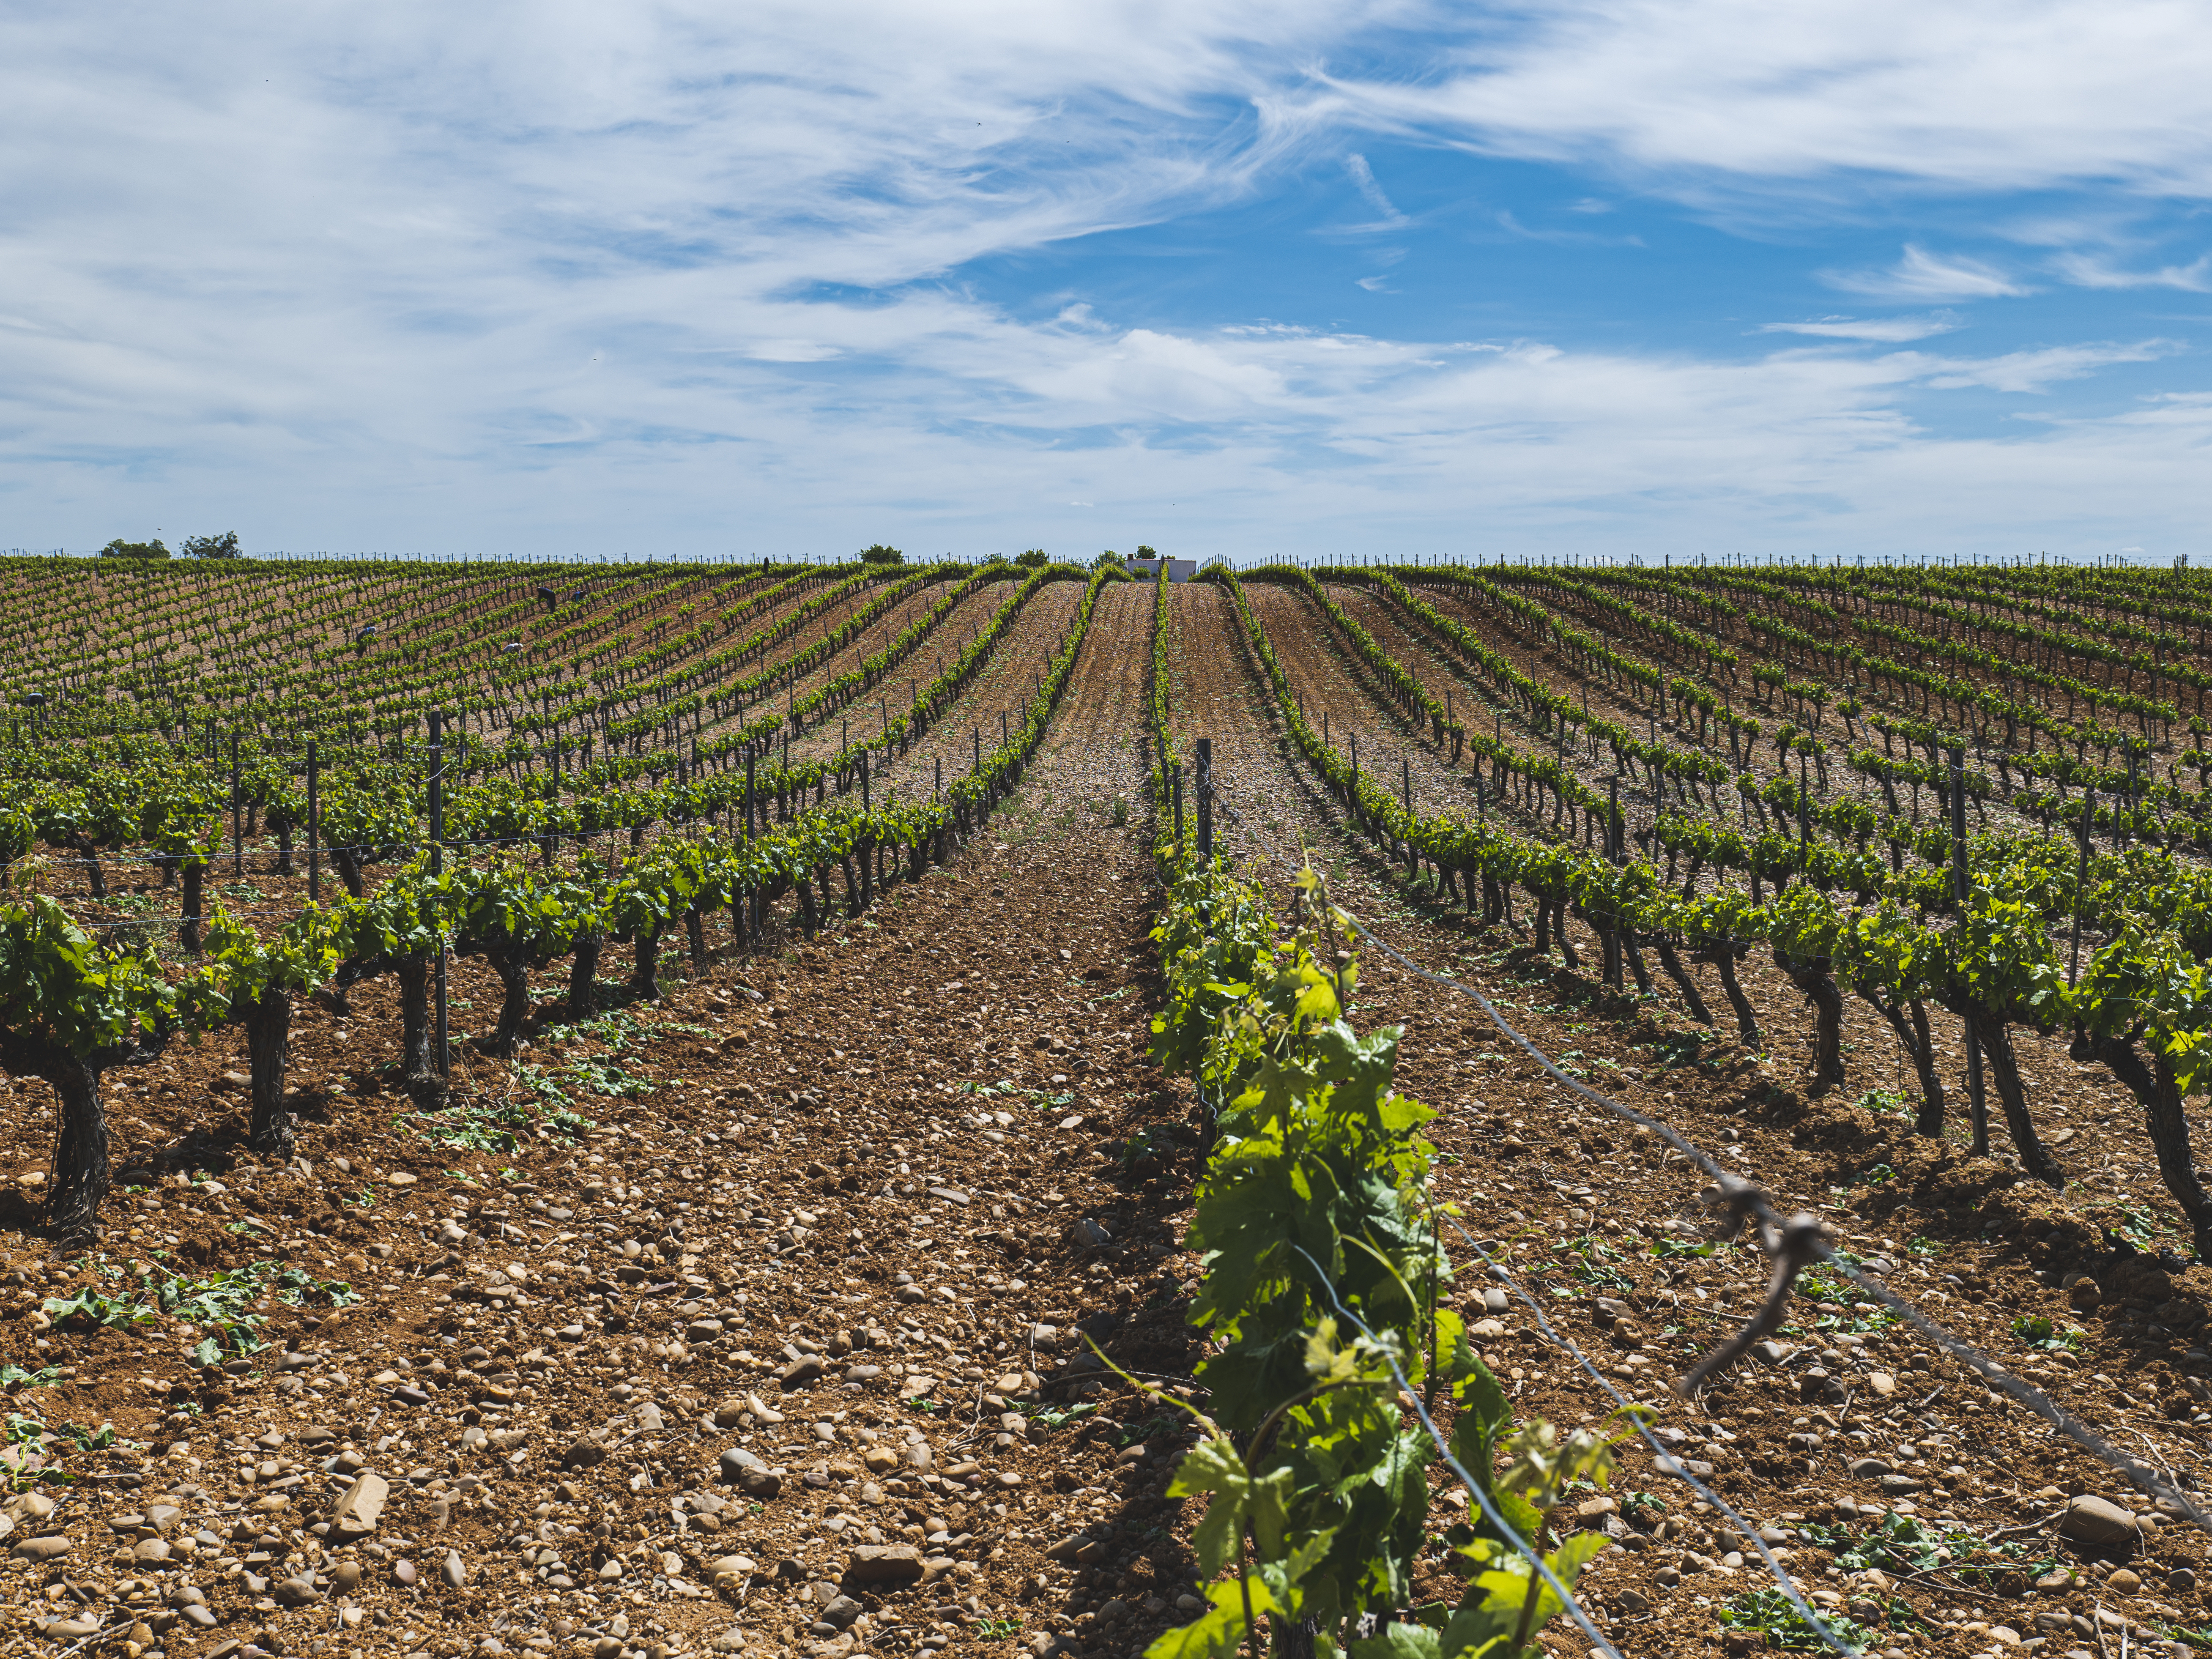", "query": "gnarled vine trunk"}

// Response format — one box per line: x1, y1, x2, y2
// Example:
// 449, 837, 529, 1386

1975, 1021, 2065, 1189
0, 1033, 126, 1237
1700, 948, 1761, 1049
46, 1057, 107, 1237
396, 951, 444, 1106
1652, 939, 1712, 1024
245, 987, 295, 1156
1858, 992, 1946, 1136
631, 925, 662, 999
489, 949, 532, 1056
62, 833, 107, 899
1620, 931, 1654, 996
1775, 950, 1844, 1095
267, 806, 296, 875
330, 845, 367, 900
2097, 1036, 2212, 1264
